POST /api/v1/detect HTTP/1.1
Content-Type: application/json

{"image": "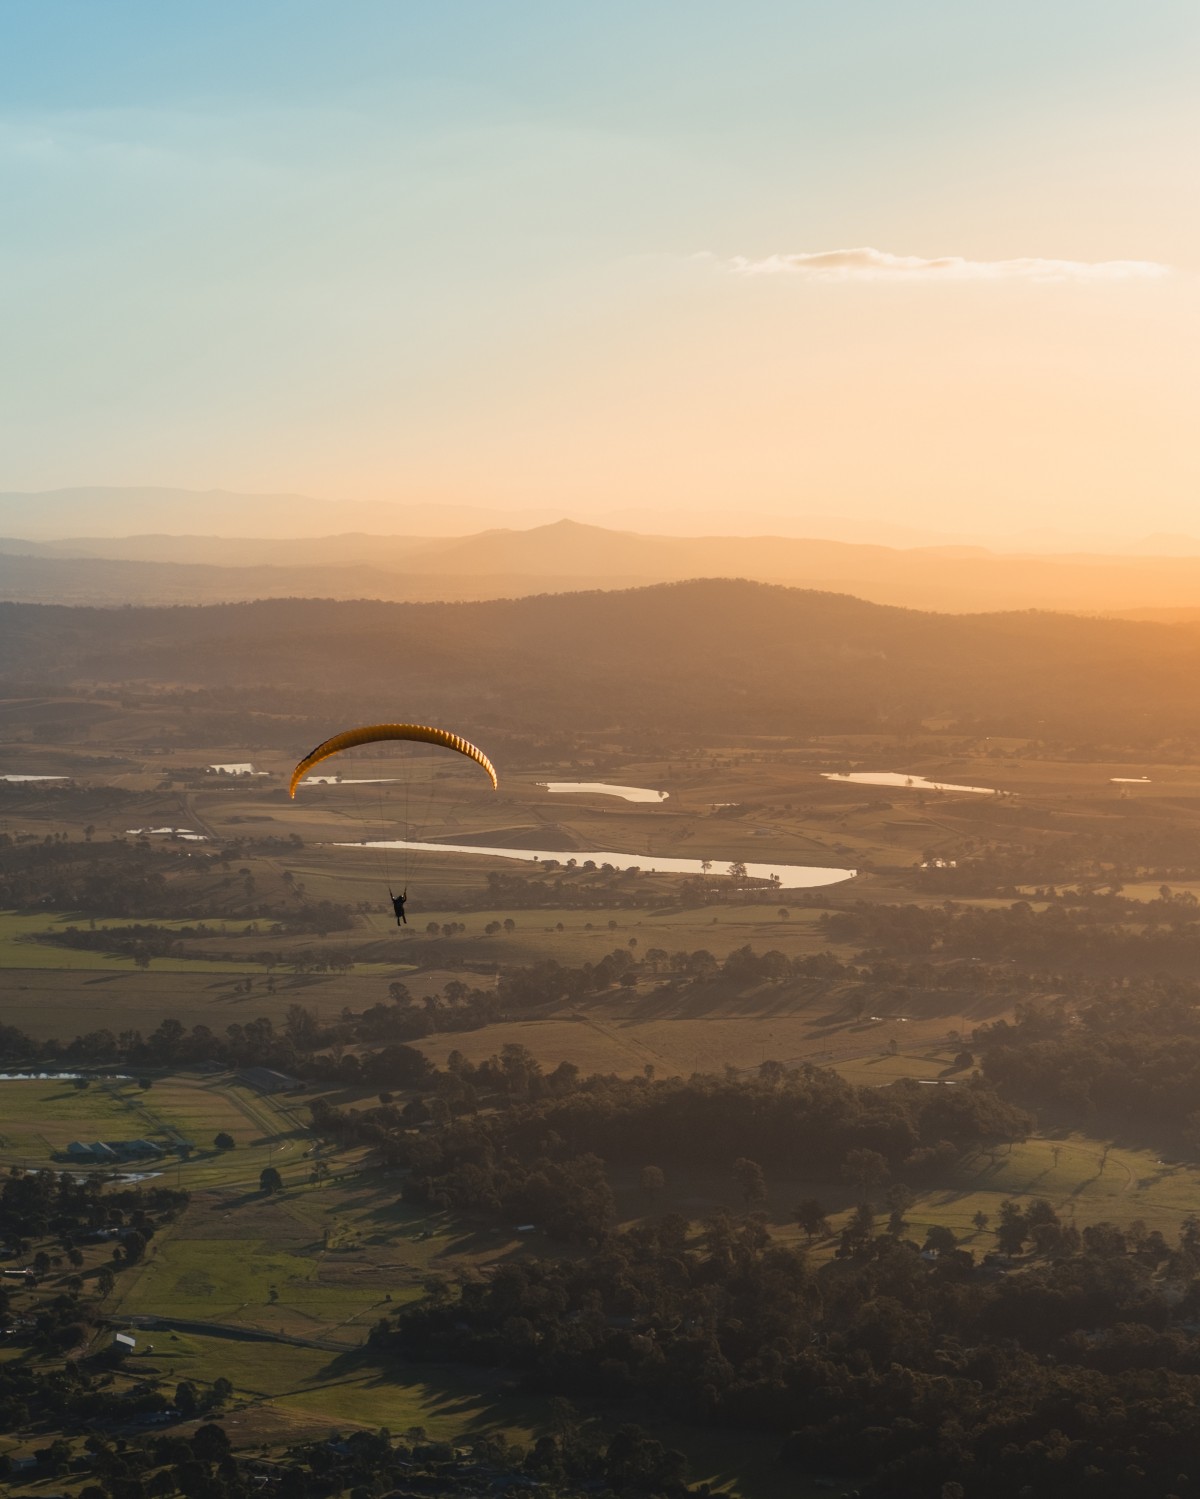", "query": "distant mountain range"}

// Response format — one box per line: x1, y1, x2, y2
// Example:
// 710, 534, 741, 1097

6, 485, 1200, 553
9, 516, 1200, 614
